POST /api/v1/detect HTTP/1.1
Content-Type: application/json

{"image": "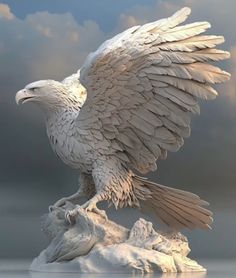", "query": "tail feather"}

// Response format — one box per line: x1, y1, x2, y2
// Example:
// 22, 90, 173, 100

133, 175, 213, 230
